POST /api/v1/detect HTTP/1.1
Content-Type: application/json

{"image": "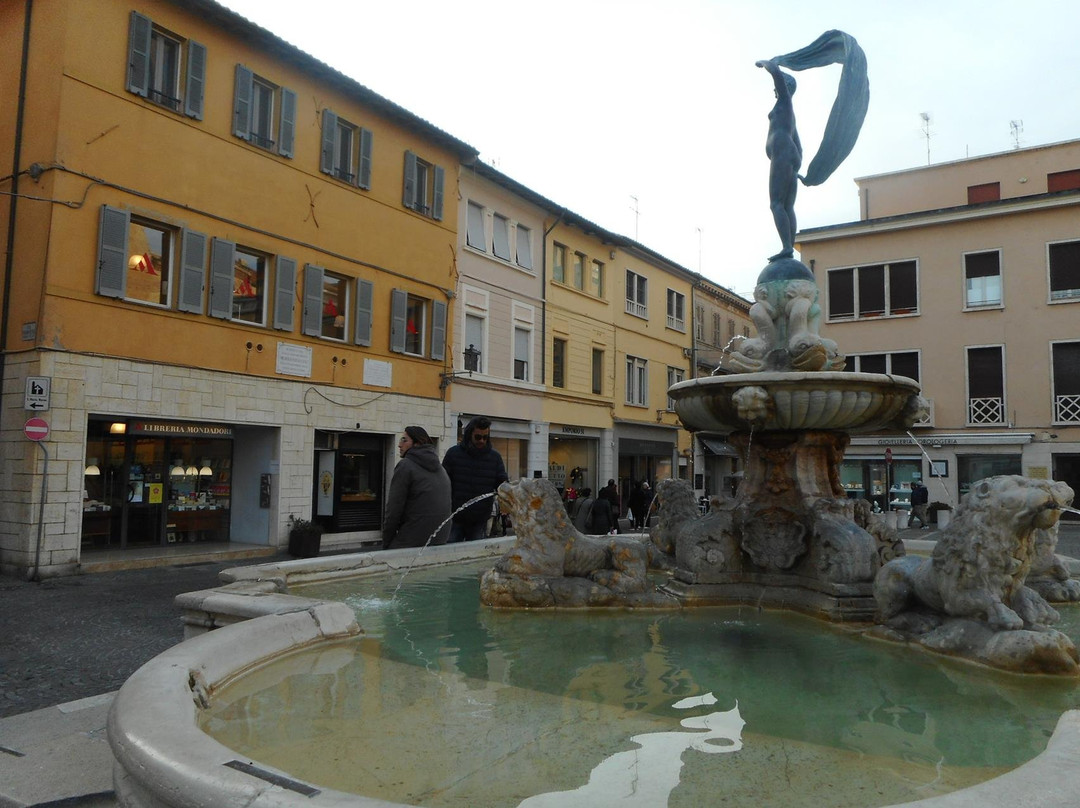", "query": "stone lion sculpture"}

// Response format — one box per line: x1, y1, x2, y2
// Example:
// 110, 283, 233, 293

479, 478, 675, 608
1027, 522, 1080, 603
875, 476, 1073, 632
648, 479, 701, 569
